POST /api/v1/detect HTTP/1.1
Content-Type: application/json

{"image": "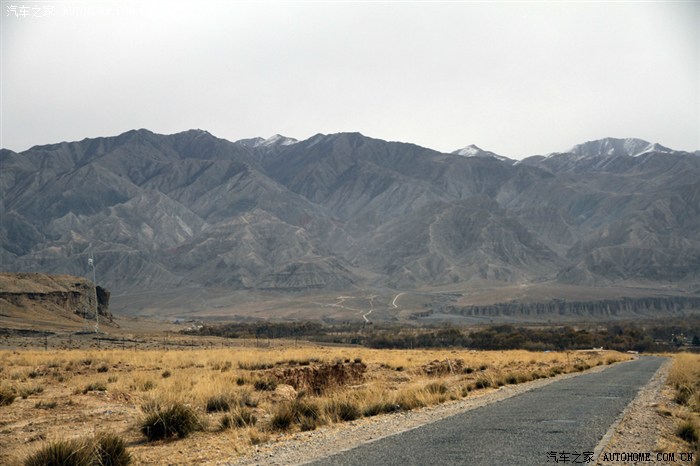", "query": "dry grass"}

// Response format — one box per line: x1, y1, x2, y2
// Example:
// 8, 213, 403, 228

23, 433, 131, 466
666, 353, 700, 460
0, 344, 629, 465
